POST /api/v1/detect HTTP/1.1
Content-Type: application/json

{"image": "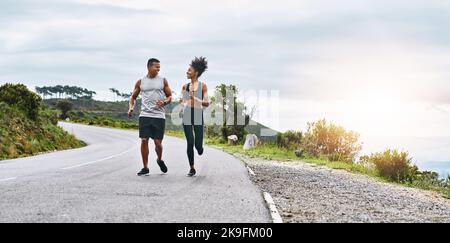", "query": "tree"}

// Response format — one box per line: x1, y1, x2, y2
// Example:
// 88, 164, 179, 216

73, 86, 84, 99
110, 88, 131, 101
82, 89, 96, 99
63, 85, 72, 99
35, 86, 42, 98
0, 83, 42, 120
55, 85, 64, 99
42, 86, 51, 99
214, 84, 249, 141
47, 86, 55, 99
109, 88, 120, 101
120, 92, 132, 99
35, 85, 97, 100
56, 100, 73, 119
